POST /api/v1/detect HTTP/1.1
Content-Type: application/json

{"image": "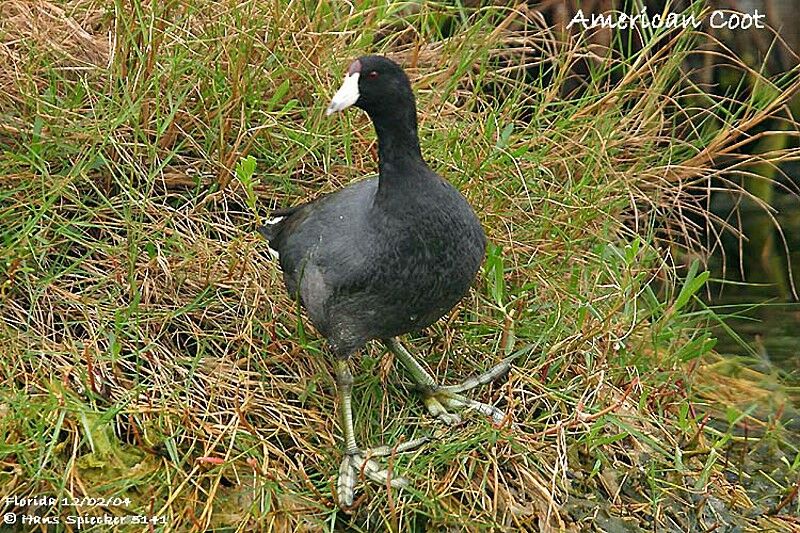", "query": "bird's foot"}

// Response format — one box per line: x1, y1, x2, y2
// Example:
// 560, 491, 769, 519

422, 357, 513, 426
423, 389, 505, 425
336, 437, 429, 508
